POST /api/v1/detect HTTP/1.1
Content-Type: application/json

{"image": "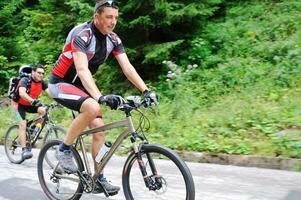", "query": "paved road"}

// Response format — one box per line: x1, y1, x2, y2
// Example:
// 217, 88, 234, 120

0, 145, 301, 200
